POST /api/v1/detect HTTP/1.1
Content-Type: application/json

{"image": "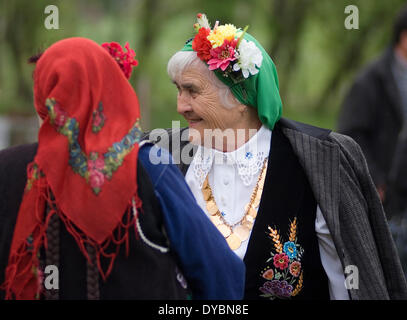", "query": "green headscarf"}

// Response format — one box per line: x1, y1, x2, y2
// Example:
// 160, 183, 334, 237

181, 32, 282, 130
